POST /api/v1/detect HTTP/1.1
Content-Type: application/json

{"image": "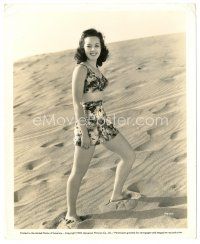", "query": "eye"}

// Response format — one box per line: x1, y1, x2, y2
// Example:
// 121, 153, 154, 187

86, 44, 100, 47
